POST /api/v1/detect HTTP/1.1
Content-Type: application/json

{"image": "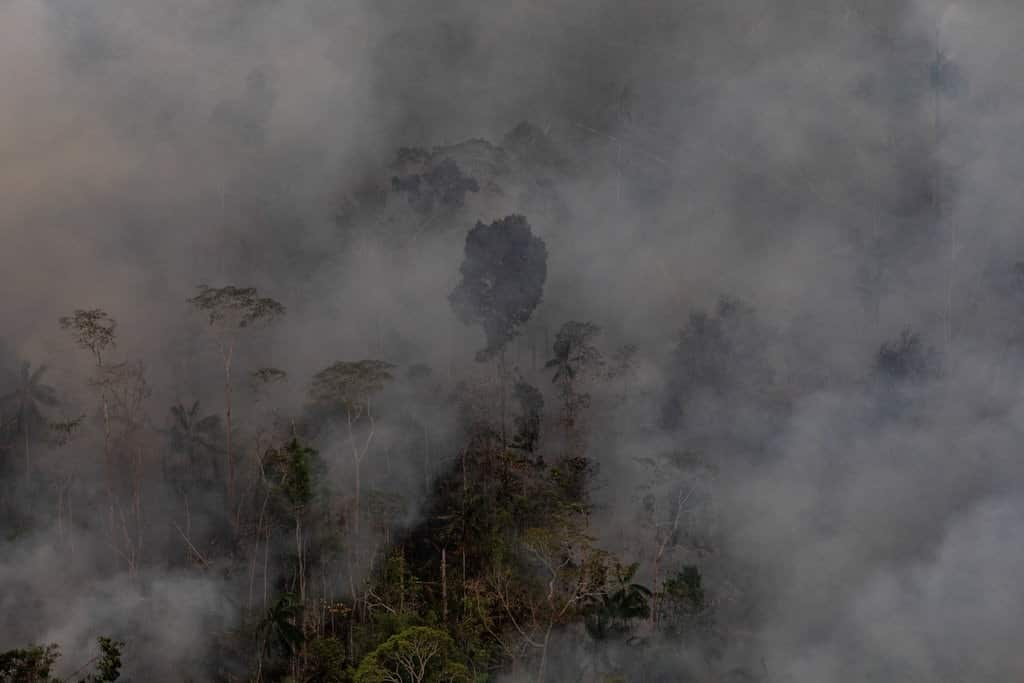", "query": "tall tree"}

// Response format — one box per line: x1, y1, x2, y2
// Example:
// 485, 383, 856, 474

166, 401, 223, 484
164, 400, 223, 558
59, 308, 118, 490
309, 360, 395, 535
92, 360, 151, 573
59, 309, 117, 366
0, 362, 58, 482
449, 214, 548, 361
188, 285, 285, 515
546, 321, 602, 426
583, 562, 652, 641
449, 214, 547, 448
265, 438, 319, 640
